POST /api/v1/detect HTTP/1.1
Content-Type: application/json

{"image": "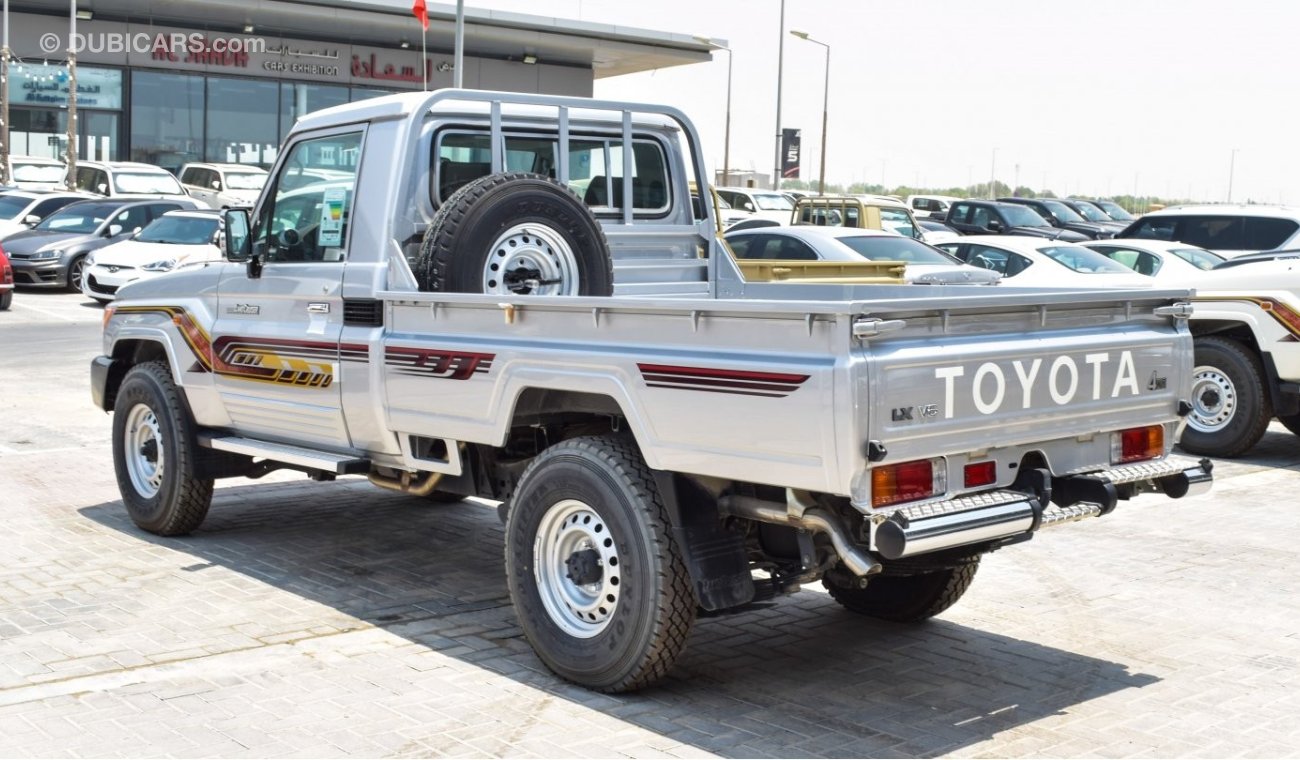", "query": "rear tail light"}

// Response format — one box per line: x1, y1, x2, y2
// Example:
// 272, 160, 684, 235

1113, 425, 1164, 464
871, 457, 946, 508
